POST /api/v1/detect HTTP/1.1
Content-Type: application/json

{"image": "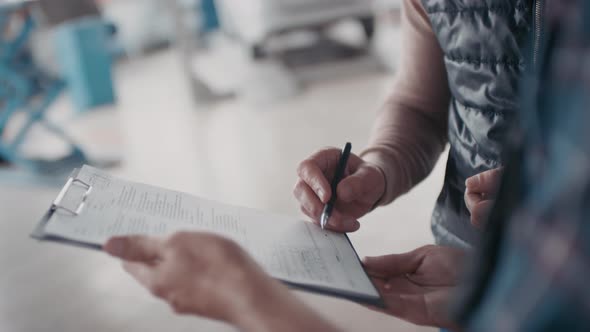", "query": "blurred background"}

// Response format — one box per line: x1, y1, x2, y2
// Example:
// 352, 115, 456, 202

0, 0, 443, 331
